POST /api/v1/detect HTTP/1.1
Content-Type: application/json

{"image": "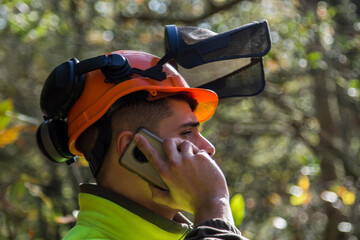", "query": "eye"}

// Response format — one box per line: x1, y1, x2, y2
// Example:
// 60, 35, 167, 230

180, 129, 192, 137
